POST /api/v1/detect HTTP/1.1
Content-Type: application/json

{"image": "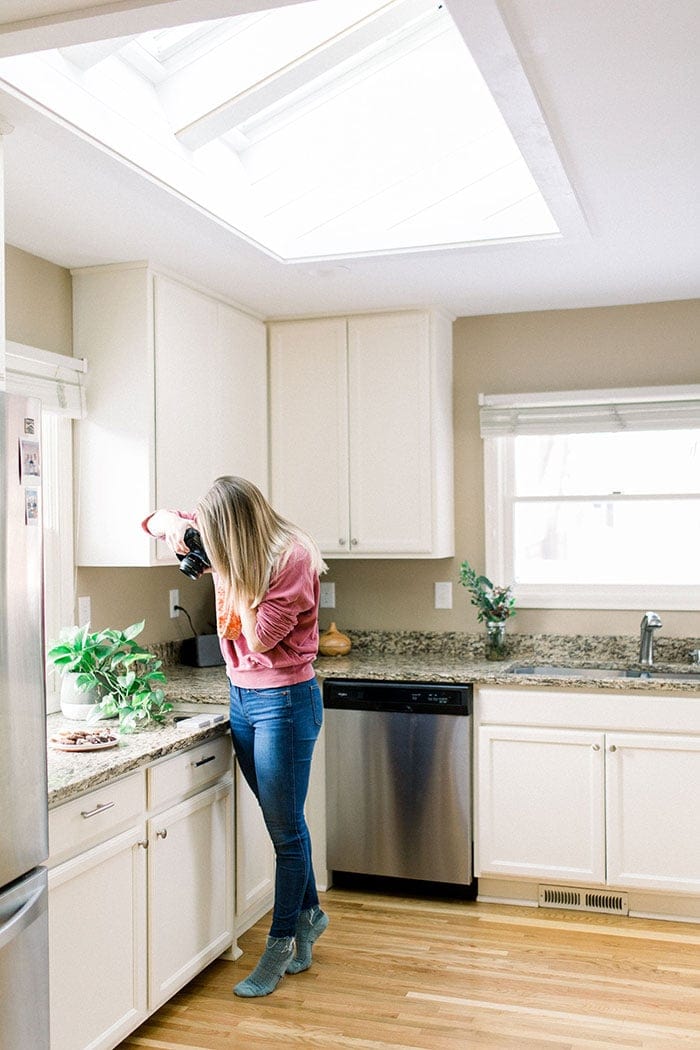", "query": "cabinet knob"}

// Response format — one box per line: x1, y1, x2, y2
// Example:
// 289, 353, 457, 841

156, 828, 168, 839
138, 840, 149, 850
338, 538, 347, 546
351, 538, 358, 546
591, 743, 601, 751
608, 744, 617, 752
